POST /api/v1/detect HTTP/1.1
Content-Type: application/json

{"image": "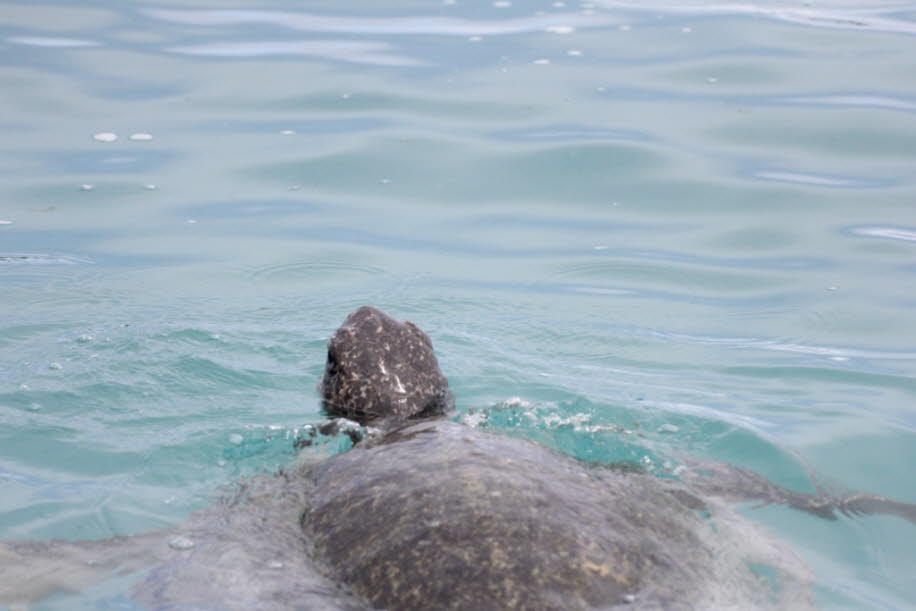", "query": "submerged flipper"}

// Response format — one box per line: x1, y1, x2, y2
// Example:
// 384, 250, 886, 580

0, 531, 170, 608
681, 459, 916, 526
